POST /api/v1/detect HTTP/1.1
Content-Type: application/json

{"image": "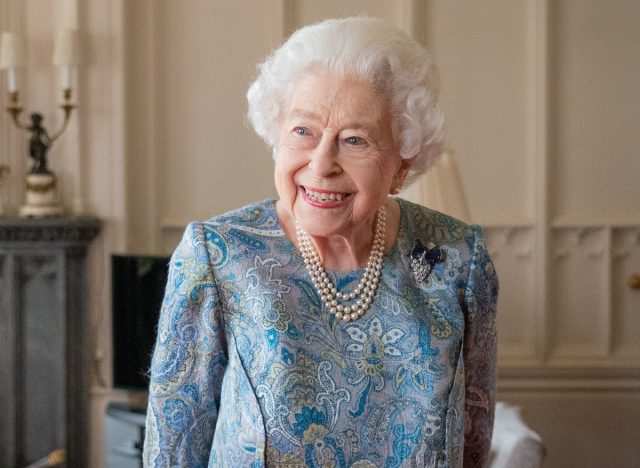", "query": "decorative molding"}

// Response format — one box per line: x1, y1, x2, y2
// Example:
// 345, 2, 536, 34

498, 376, 640, 392
18, 255, 57, 283
0, 217, 101, 244
611, 226, 640, 357
552, 226, 607, 259
499, 364, 640, 381
546, 224, 639, 360
612, 227, 640, 258
483, 225, 534, 260
485, 226, 538, 360
0, 216, 101, 467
